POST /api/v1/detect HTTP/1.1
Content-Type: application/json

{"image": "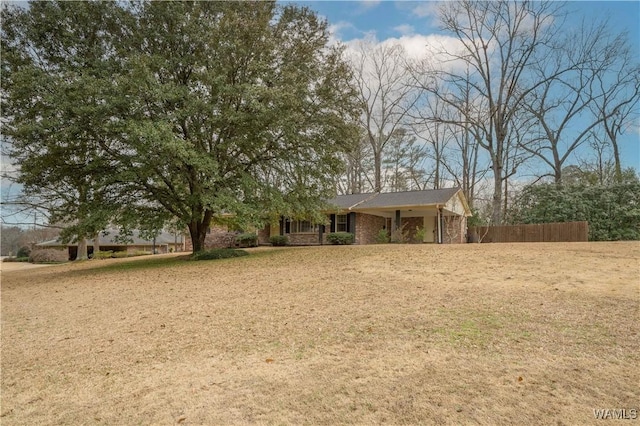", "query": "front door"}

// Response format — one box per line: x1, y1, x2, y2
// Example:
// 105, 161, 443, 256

423, 216, 436, 243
